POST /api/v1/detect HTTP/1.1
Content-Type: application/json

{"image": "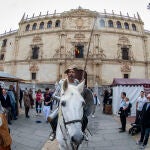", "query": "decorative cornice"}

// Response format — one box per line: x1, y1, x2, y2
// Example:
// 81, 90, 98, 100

61, 8, 97, 17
